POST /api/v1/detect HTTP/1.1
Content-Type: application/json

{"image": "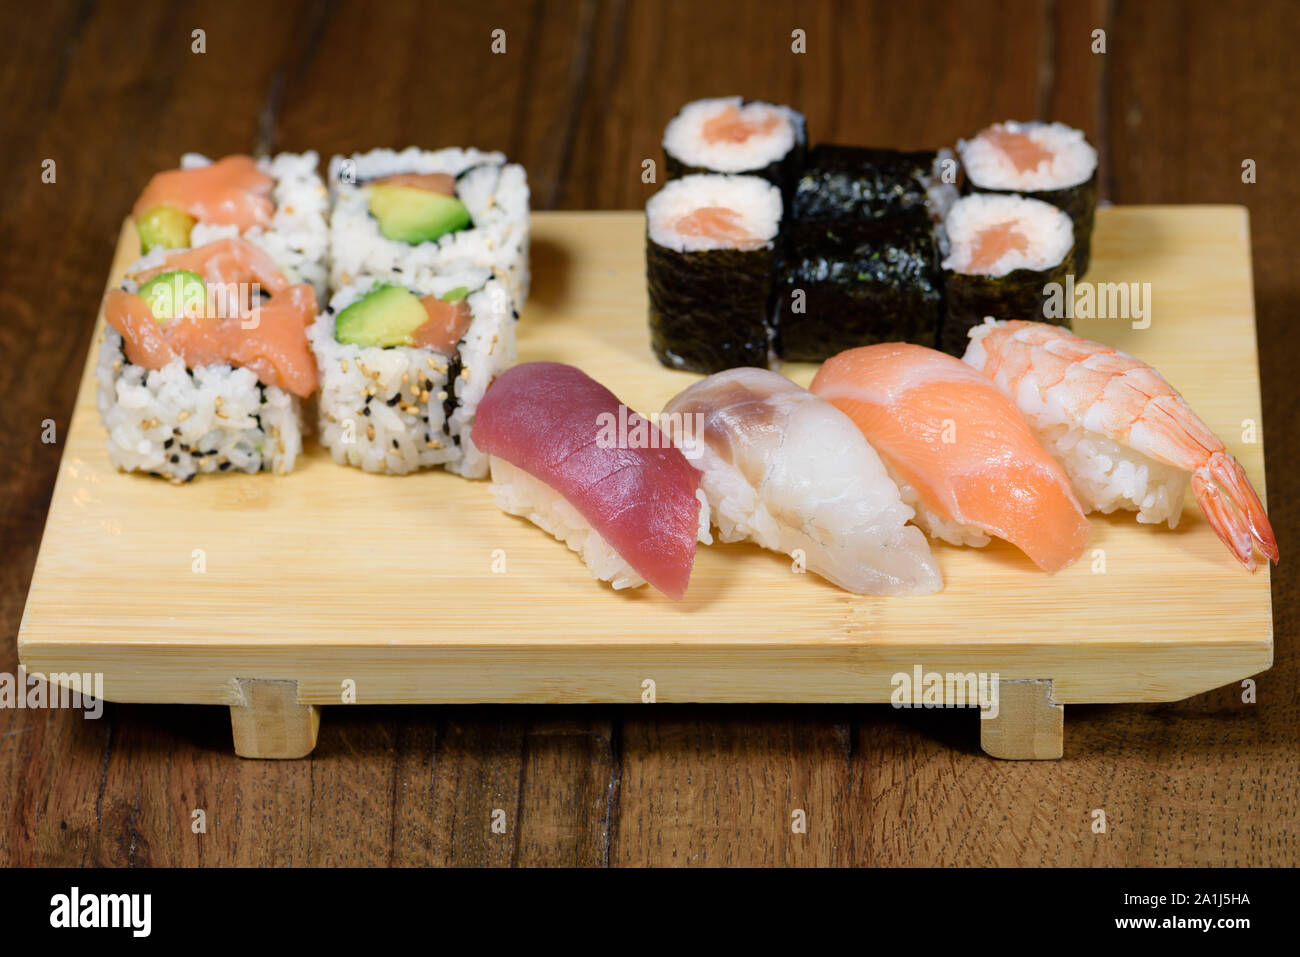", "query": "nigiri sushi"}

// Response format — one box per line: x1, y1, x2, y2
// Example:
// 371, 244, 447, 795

963, 319, 1278, 571
662, 368, 942, 595
810, 343, 1090, 572
473, 362, 711, 599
